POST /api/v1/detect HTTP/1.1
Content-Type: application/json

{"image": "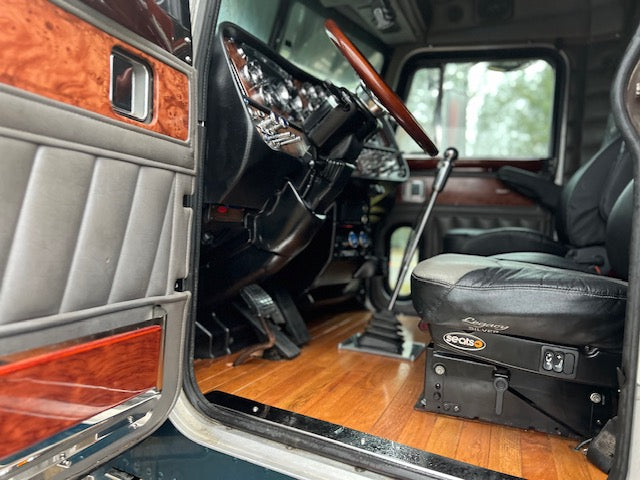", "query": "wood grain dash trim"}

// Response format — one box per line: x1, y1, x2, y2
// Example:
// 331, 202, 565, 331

434, 177, 536, 206
0, 325, 162, 460
400, 176, 536, 207
406, 156, 545, 173
0, 0, 189, 141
